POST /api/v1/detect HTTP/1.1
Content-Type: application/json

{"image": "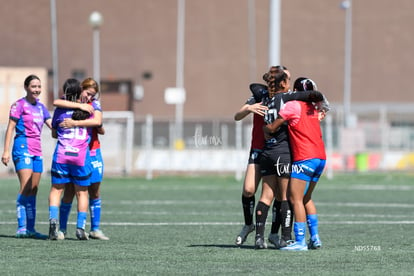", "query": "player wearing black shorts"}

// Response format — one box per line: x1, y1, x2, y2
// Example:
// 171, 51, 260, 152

253, 66, 324, 249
